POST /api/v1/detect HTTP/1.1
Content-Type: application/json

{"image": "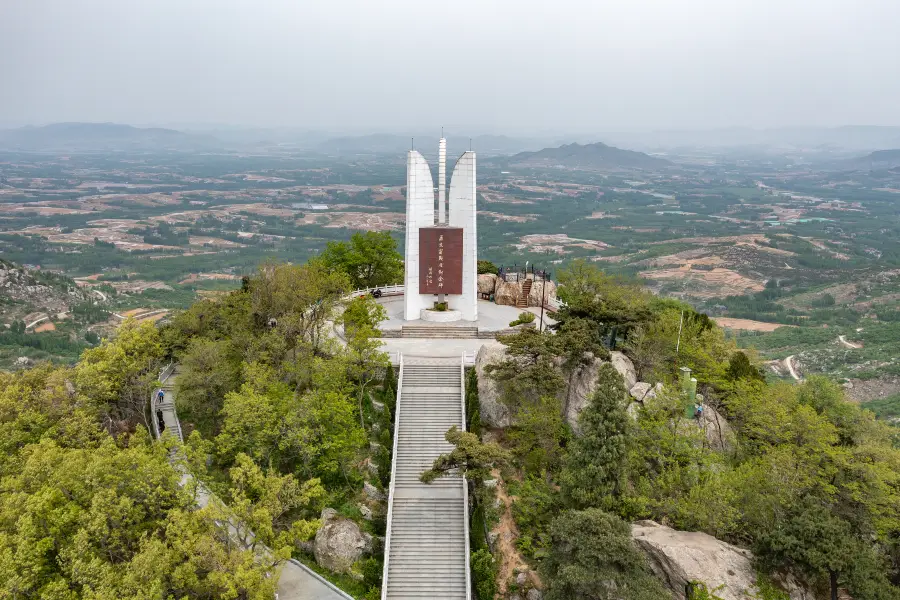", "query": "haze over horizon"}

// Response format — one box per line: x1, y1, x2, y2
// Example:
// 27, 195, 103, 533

2, 0, 900, 133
